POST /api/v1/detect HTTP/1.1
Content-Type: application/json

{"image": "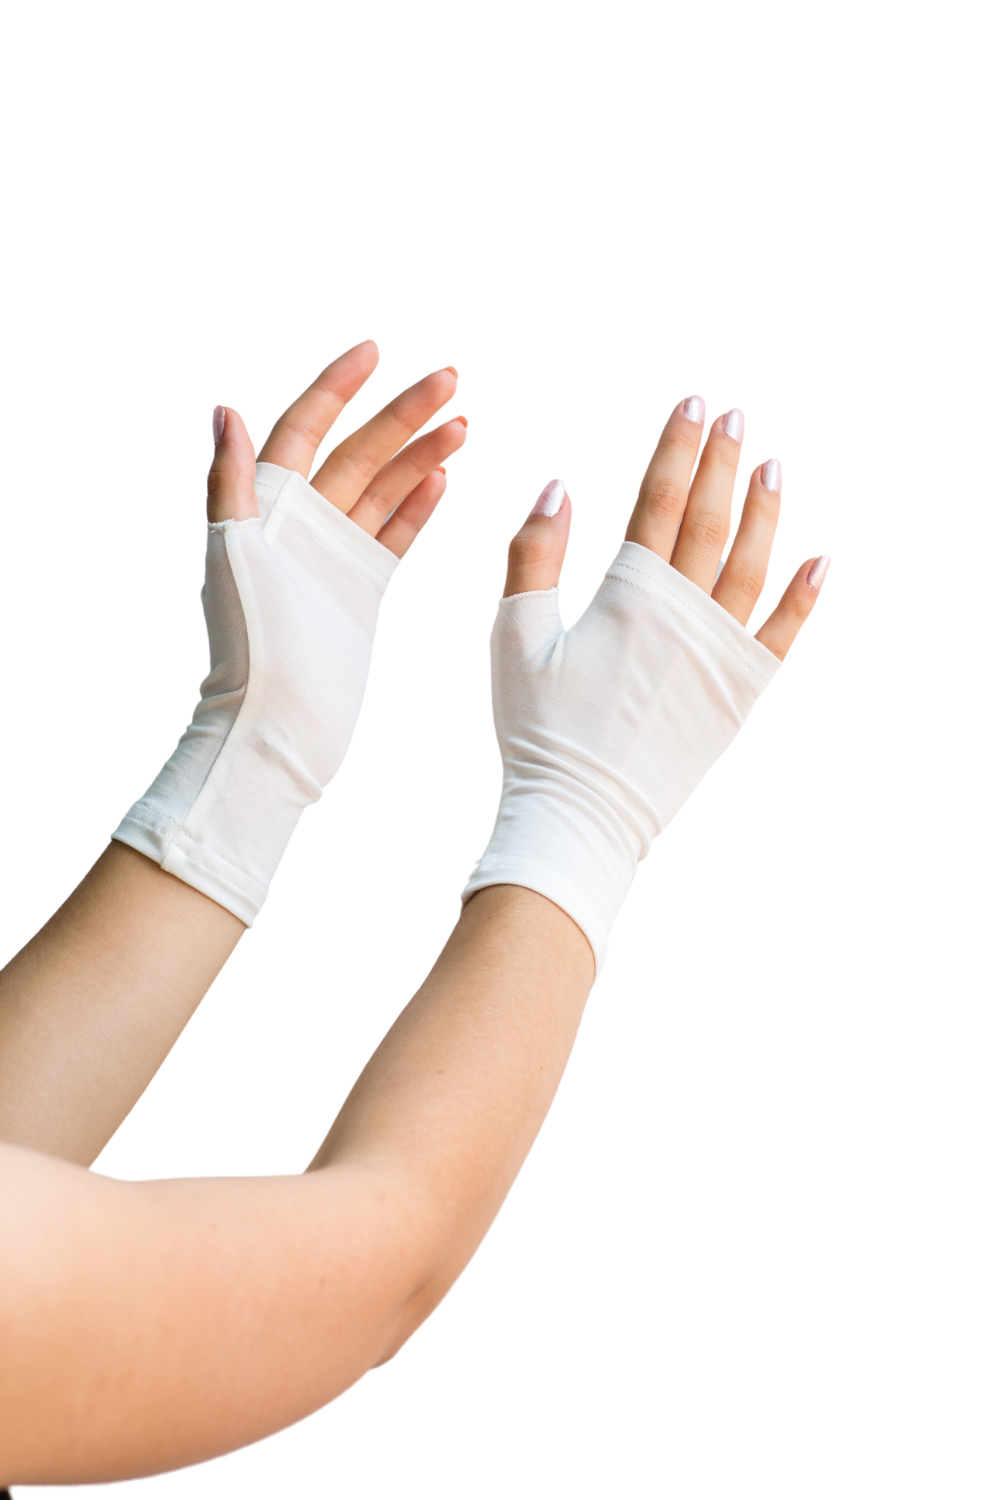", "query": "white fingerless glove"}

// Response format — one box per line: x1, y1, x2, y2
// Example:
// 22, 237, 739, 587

113, 462, 397, 924
462, 541, 781, 970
